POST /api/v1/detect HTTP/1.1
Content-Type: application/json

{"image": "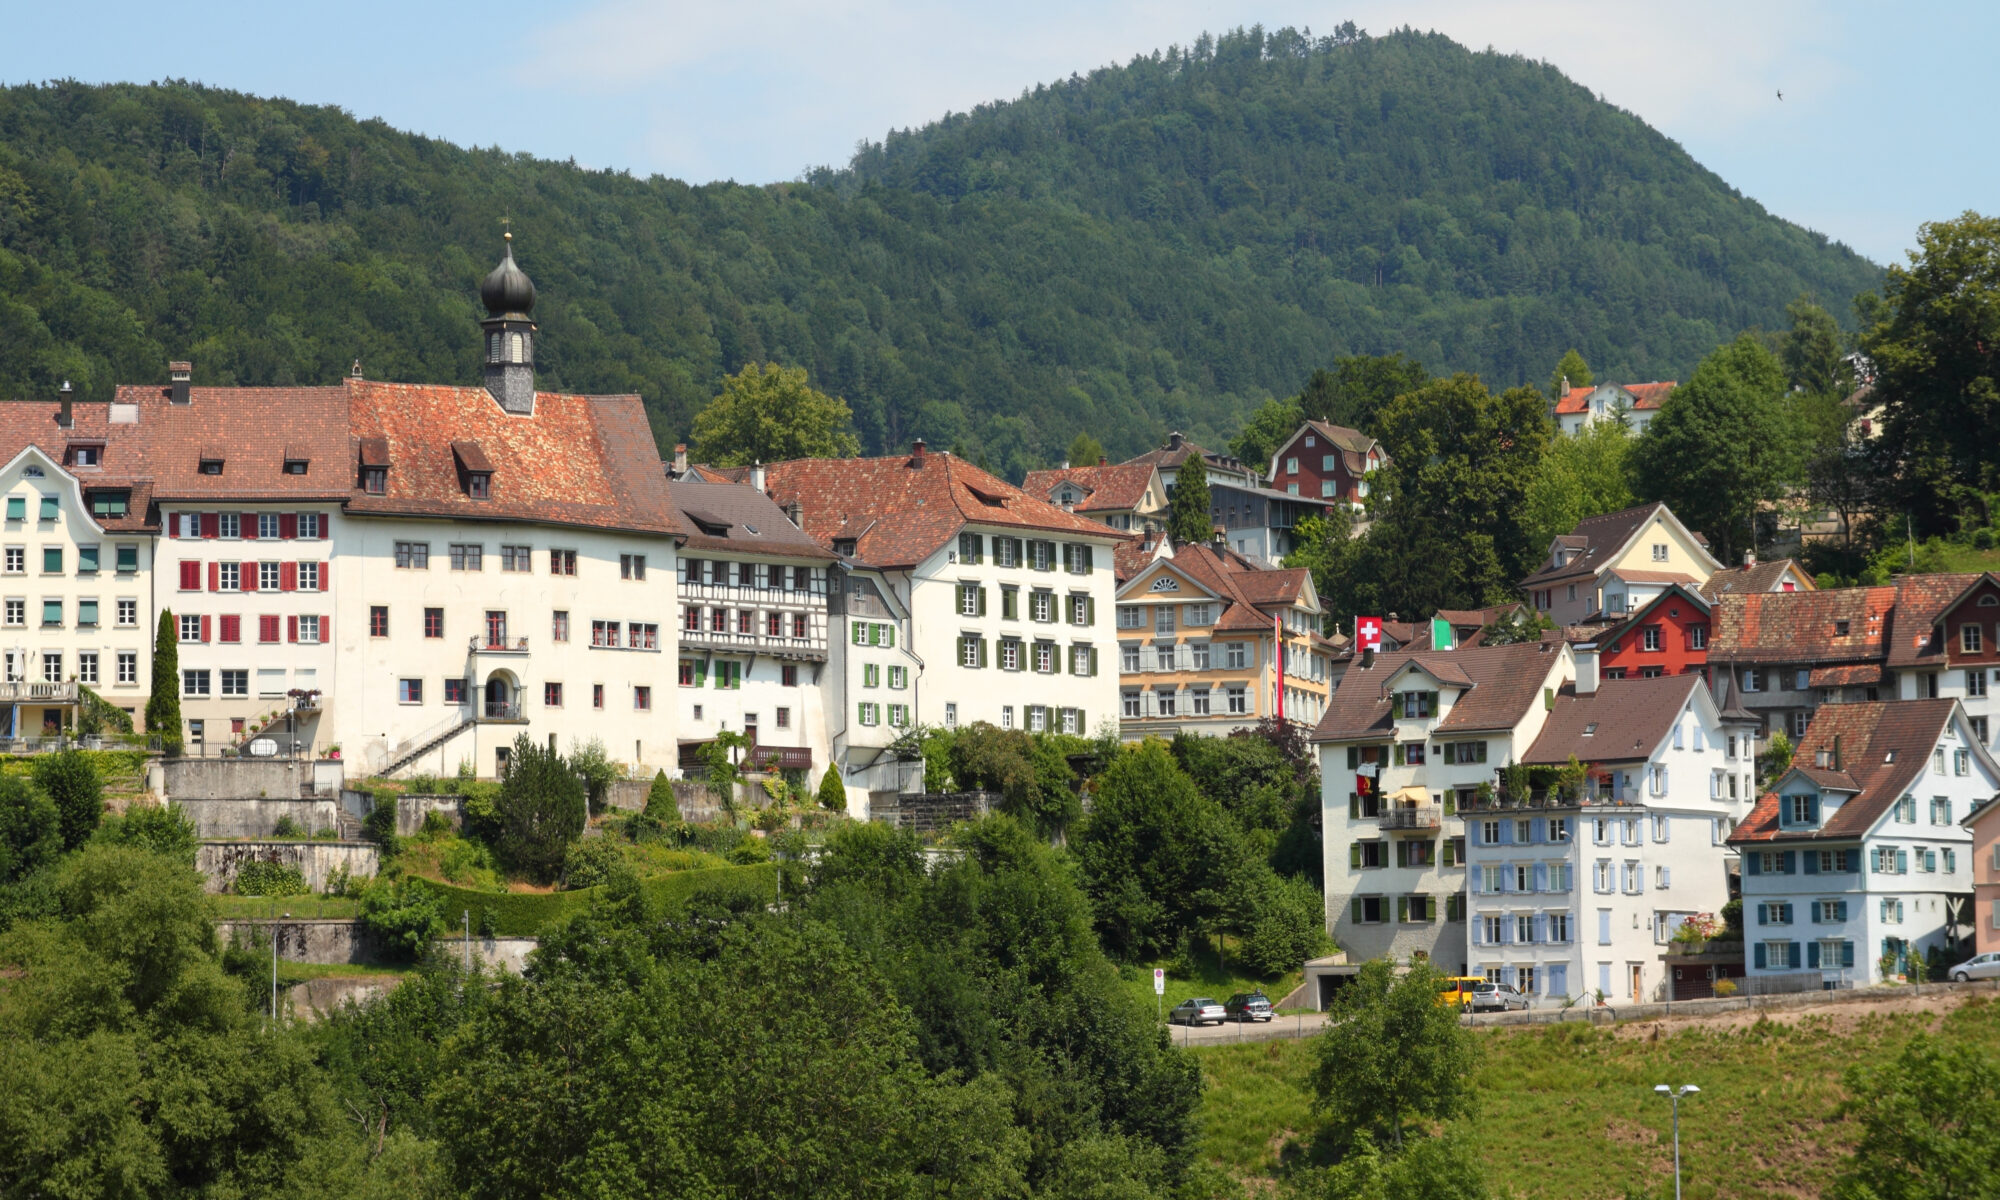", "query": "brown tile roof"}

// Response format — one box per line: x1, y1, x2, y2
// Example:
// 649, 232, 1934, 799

668, 480, 834, 560
1520, 502, 1674, 588
1523, 675, 1703, 765
761, 448, 1120, 569
1709, 585, 1896, 665
1792, 764, 1861, 793
1885, 573, 1985, 668
110, 384, 355, 503
342, 381, 681, 536
1152, 542, 1313, 634
1728, 699, 1959, 843
1114, 536, 1167, 583
1809, 664, 1886, 688
1309, 639, 1568, 742
1120, 433, 1251, 479
1699, 558, 1814, 600
1606, 568, 1700, 586
1287, 419, 1391, 476
0, 400, 156, 531
1019, 462, 1157, 513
